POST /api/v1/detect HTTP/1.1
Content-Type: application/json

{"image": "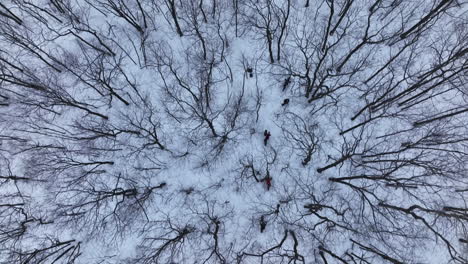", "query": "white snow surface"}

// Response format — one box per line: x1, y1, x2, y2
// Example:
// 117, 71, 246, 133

0, 0, 467, 263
